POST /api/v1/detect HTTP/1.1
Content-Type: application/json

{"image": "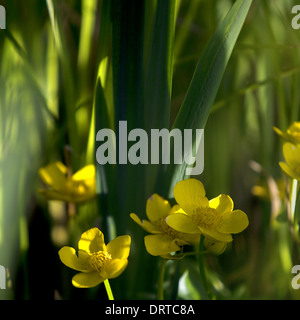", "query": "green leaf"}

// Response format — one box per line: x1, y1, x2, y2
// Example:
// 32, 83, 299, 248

77, 0, 98, 99
143, 0, 176, 194
158, 0, 253, 197
144, 0, 176, 131
46, 0, 79, 162
111, 0, 145, 127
